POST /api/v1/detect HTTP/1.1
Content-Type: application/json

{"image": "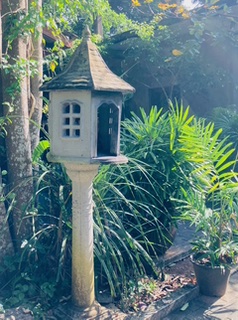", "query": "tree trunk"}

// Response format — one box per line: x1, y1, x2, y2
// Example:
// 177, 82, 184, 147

0, 0, 3, 119
0, 0, 14, 267
29, 0, 43, 153
2, 0, 33, 250
0, 171, 14, 270
0, 0, 2, 62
